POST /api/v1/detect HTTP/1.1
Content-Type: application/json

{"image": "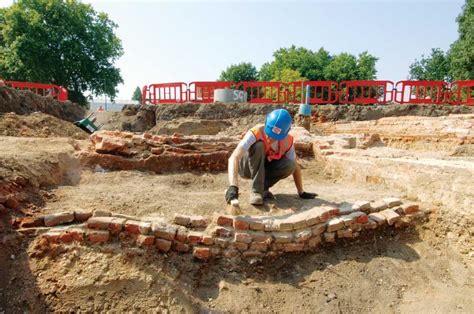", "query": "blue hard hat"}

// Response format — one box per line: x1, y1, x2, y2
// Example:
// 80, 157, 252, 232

264, 109, 292, 140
